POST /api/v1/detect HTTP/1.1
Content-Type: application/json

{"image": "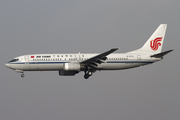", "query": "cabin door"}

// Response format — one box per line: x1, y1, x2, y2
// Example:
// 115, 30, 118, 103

24, 56, 29, 64
137, 55, 141, 63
